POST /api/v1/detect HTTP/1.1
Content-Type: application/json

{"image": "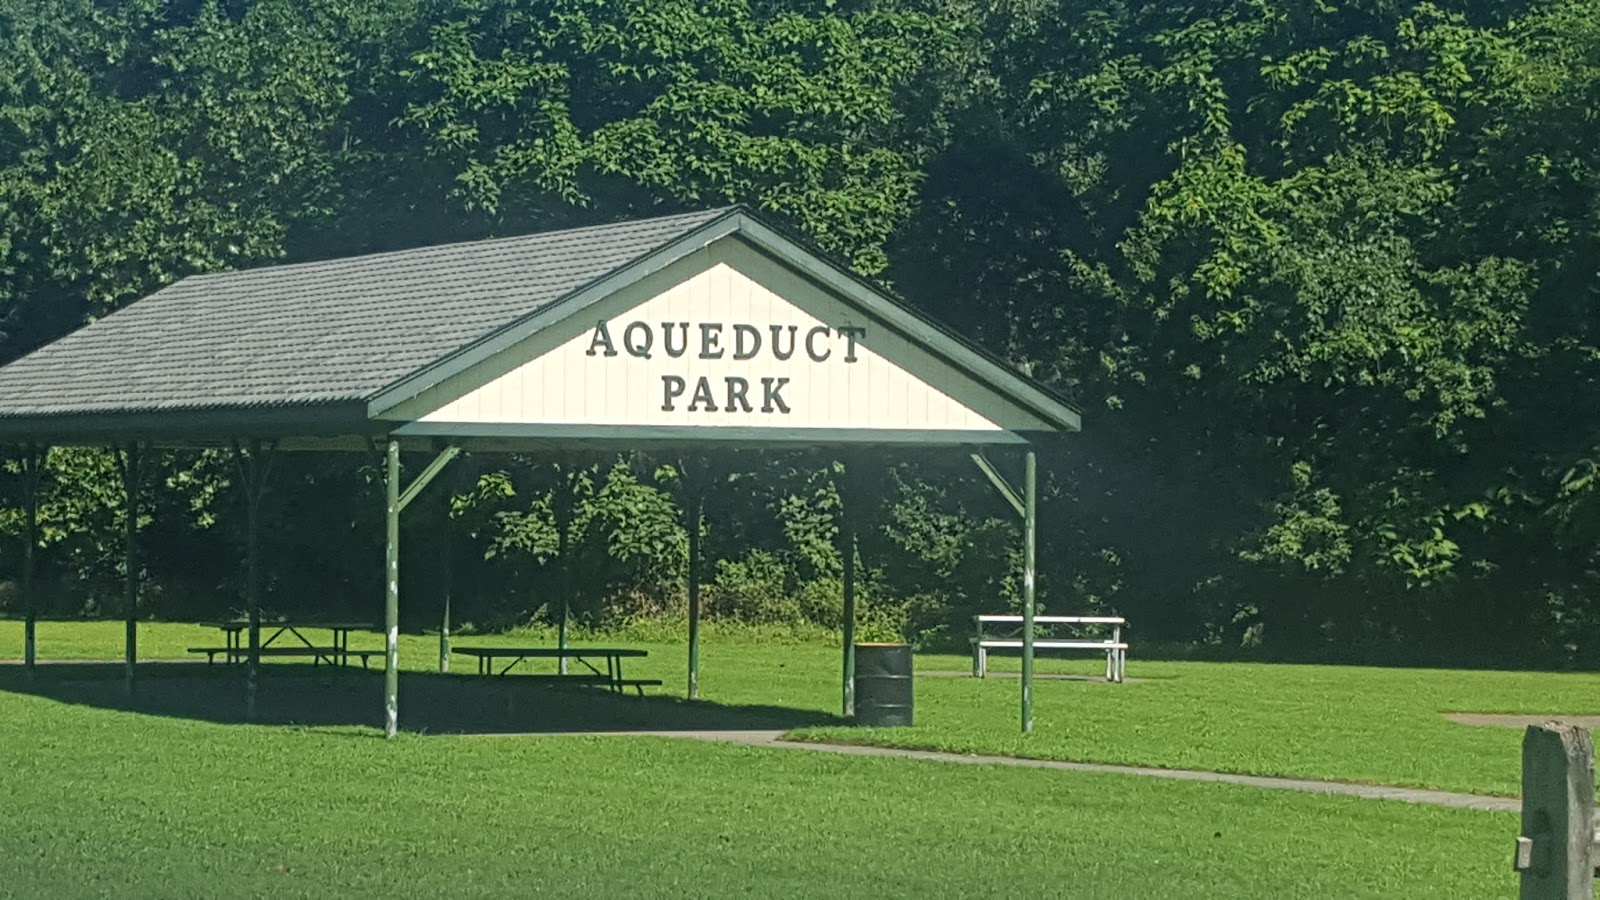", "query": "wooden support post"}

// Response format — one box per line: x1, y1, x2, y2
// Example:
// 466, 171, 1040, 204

233, 439, 272, 722
1021, 449, 1037, 734
384, 439, 401, 738
971, 449, 1039, 732
246, 469, 260, 722
1515, 723, 1596, 899
440, 521, 453, 674
441, 448, 470, 675
556, 560, 570, 675
20, 445, 46, 678
836, 460, 858, 719
119, 443, 144, 696
685, 482, 704, 701
383, 441, 456, 729
552, 463, 574, 676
